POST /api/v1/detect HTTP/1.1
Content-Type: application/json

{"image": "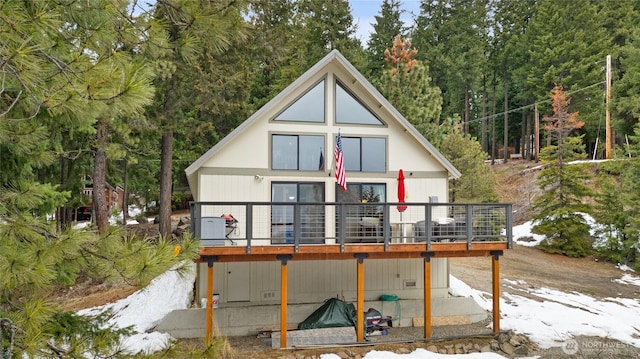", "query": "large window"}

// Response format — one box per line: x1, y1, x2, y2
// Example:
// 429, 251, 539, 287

341, 136, 386, 172
271, 183, 325, 244
336, 183, 386, 242
335, 82, 383, 125
274, 80, 325, 122
272, 135, 325, 170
